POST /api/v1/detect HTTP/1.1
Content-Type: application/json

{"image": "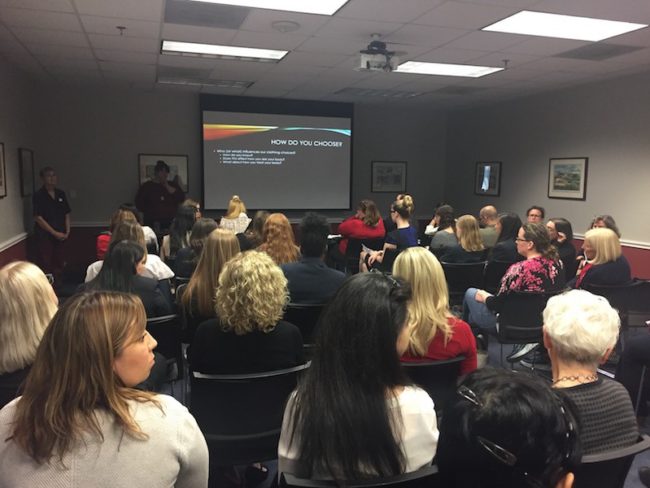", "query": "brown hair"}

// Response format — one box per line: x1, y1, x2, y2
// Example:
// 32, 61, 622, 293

10, 292, 157, 465
258, 213, 300, 265
359, 199, 381, 227
456, 215, 485, 252
522, 222, 559, 261
108, 209, 137, 233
